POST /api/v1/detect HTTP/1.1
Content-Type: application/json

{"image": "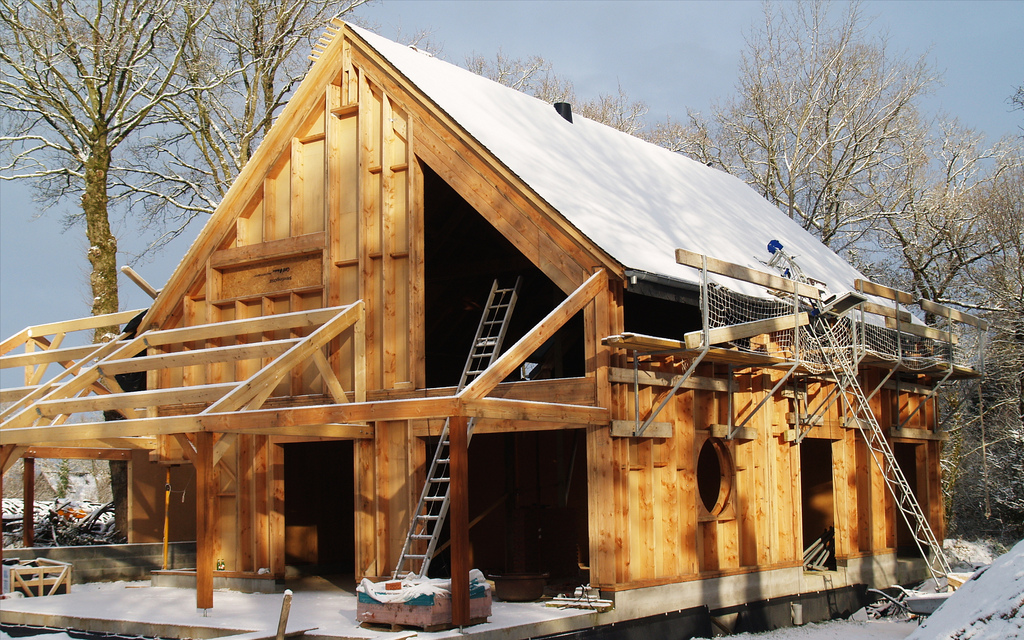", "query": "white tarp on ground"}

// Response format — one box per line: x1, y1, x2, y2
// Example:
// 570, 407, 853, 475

350, 25, 869, 299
